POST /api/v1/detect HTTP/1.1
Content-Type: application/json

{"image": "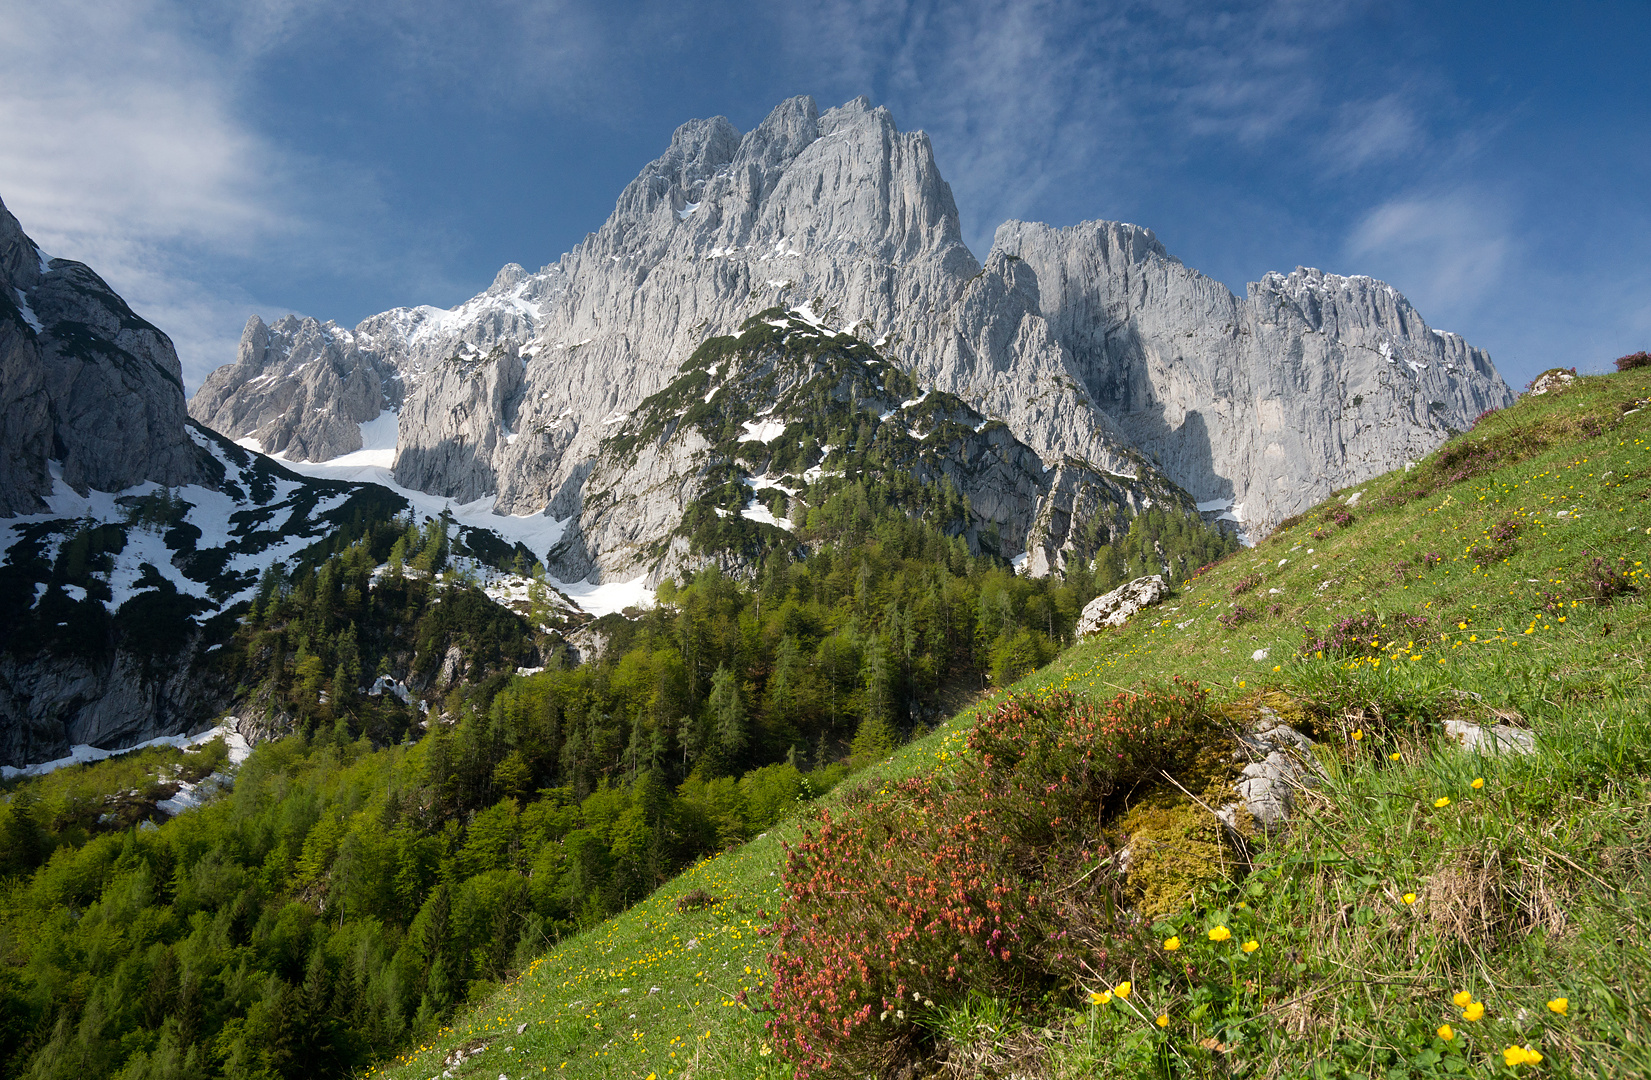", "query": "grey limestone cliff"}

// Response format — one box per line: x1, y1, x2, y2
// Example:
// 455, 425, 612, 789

188, 94, 1515, 580
187, 260, 559, 462
980, 220, 1511, 528
0, 195, 212, 515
